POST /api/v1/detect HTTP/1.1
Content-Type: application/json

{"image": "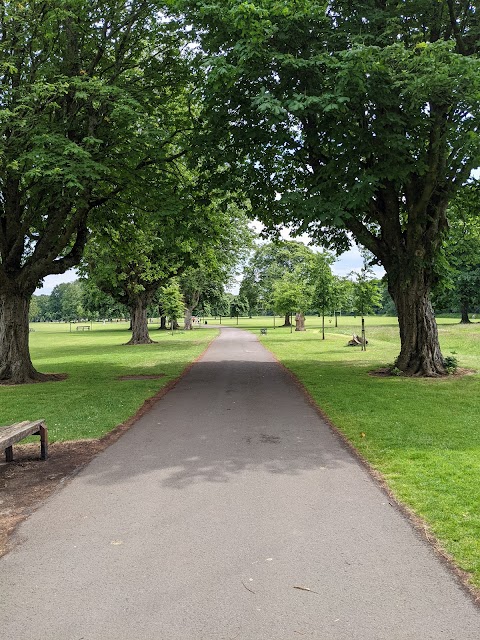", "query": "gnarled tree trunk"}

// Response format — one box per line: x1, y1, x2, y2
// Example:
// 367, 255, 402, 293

282, 312, 291, 327
0, 289, 51, 384
389, 274, 446, 376
125, 295, 156, 345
